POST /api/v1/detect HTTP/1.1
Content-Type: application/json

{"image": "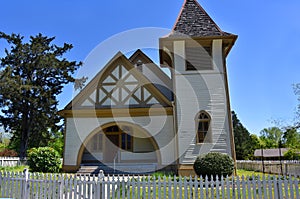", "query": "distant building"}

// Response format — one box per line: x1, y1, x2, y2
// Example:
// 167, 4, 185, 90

59, 0, 237, 175
254, 148, 288, 160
